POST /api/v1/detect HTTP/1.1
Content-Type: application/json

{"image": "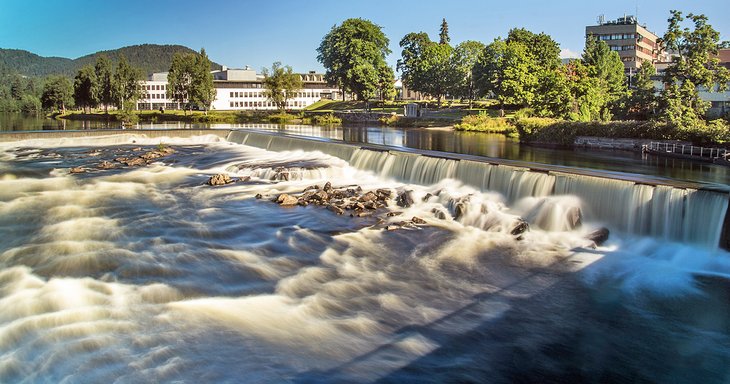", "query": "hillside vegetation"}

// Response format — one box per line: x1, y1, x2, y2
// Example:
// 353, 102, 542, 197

0, 44, 222, 77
